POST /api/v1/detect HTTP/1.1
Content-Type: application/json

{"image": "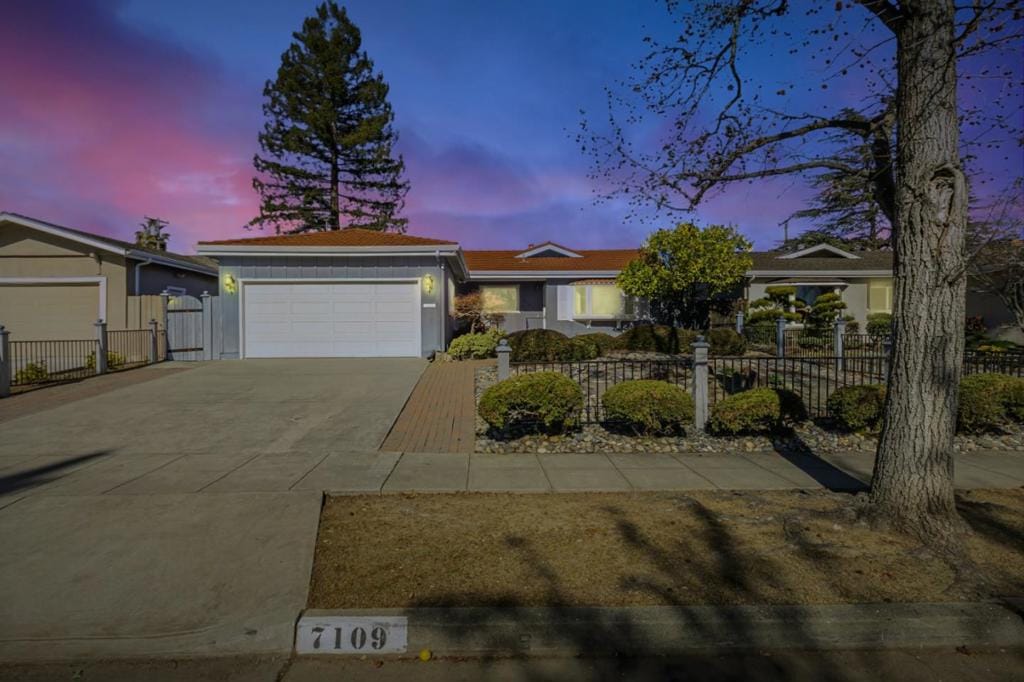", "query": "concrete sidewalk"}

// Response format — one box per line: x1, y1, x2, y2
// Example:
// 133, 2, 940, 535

6, 450, 1023, 501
